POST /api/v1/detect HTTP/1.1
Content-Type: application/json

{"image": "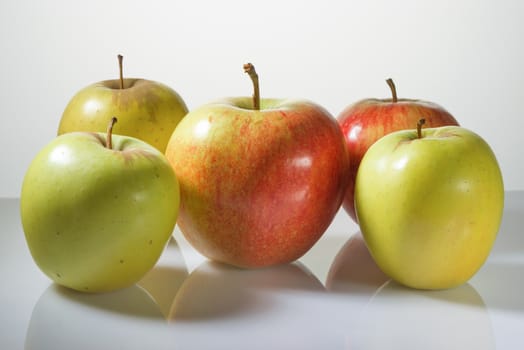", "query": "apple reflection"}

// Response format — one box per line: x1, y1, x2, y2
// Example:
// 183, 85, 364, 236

170, 261, 325, 320
169, 261, 339, 349
325, 231, 389, 295
323, 231, 392, 346
25, 283, 173, 350
355, 281, 495, 350
137, 238, 189, 317
326, 232, 494, 349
